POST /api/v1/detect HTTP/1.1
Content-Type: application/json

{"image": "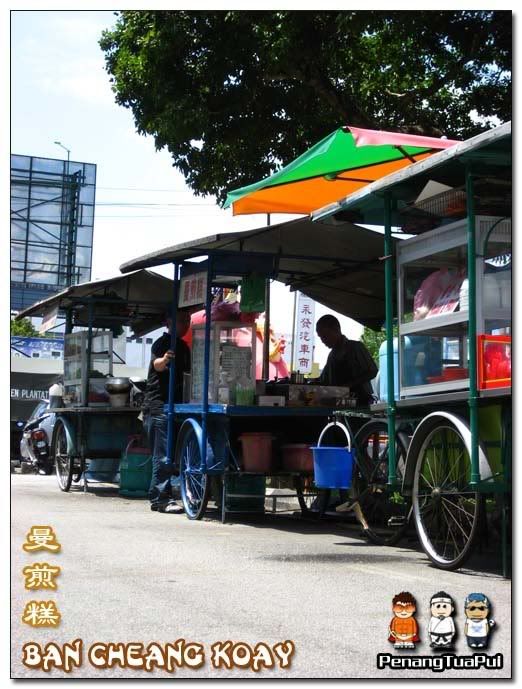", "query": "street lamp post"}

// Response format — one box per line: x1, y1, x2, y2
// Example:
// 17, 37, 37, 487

53, 140, 74, 289
54, 140, 70, 176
